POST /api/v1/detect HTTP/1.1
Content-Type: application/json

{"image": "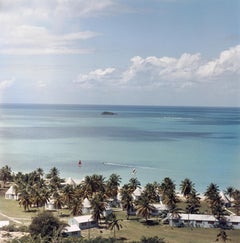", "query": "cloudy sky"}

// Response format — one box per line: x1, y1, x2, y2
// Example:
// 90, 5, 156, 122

0, 0, 239, 106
